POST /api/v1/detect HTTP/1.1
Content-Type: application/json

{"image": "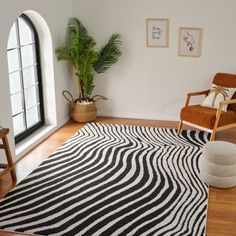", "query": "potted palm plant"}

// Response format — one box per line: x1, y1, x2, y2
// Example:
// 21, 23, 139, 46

55, 17, 122, 122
